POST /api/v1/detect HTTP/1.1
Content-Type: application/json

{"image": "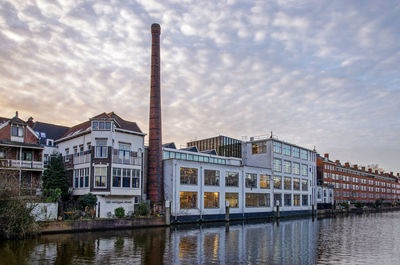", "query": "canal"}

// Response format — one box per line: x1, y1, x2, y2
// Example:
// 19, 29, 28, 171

1, 211, 400, 264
